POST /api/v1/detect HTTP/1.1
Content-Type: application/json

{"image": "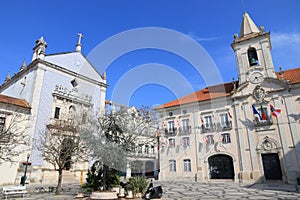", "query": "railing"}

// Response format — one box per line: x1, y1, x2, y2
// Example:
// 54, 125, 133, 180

200, 124, 215, 133
164, 128, 177, 137
178, 126, 192, 135
200, 121, 232, 133
253, 117, 273, 127
216, 121, 232, 131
